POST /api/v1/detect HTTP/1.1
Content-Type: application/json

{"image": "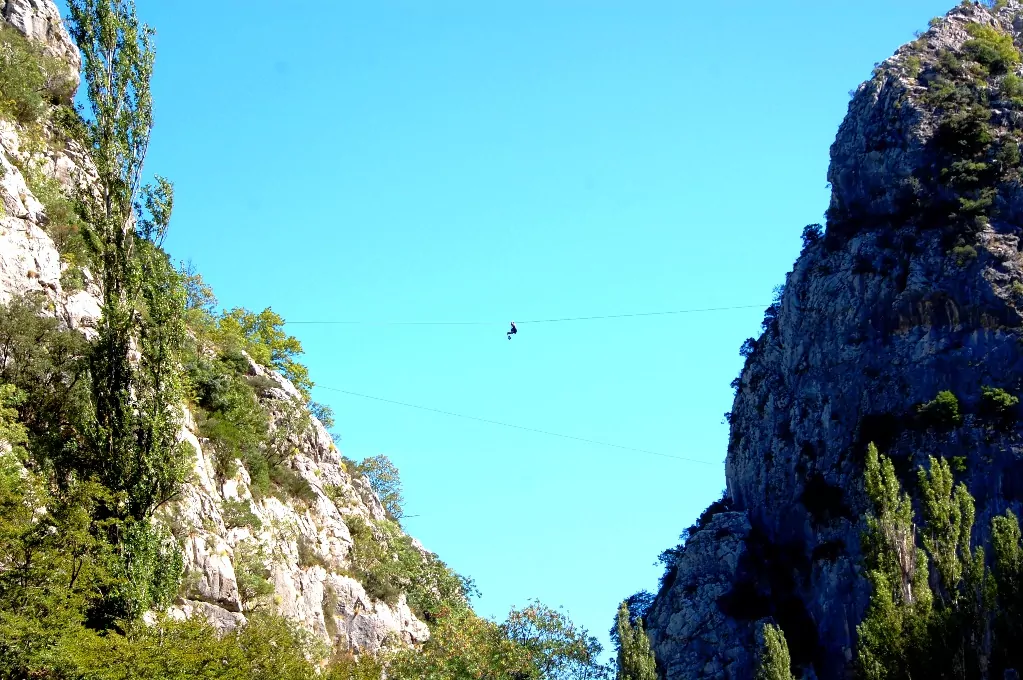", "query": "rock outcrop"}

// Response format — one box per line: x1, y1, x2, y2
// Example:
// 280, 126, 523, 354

1, 0, 79, 97
0, 1, 430, 654
160, 362, 429, 652
647, 2, 1023, 678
